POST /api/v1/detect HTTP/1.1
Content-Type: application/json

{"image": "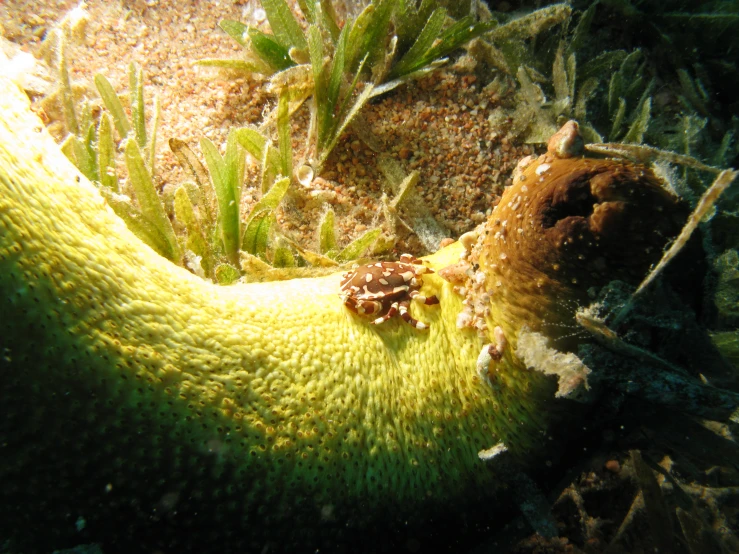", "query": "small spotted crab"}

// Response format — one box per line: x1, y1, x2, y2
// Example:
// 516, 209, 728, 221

339, 254, 440, 330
